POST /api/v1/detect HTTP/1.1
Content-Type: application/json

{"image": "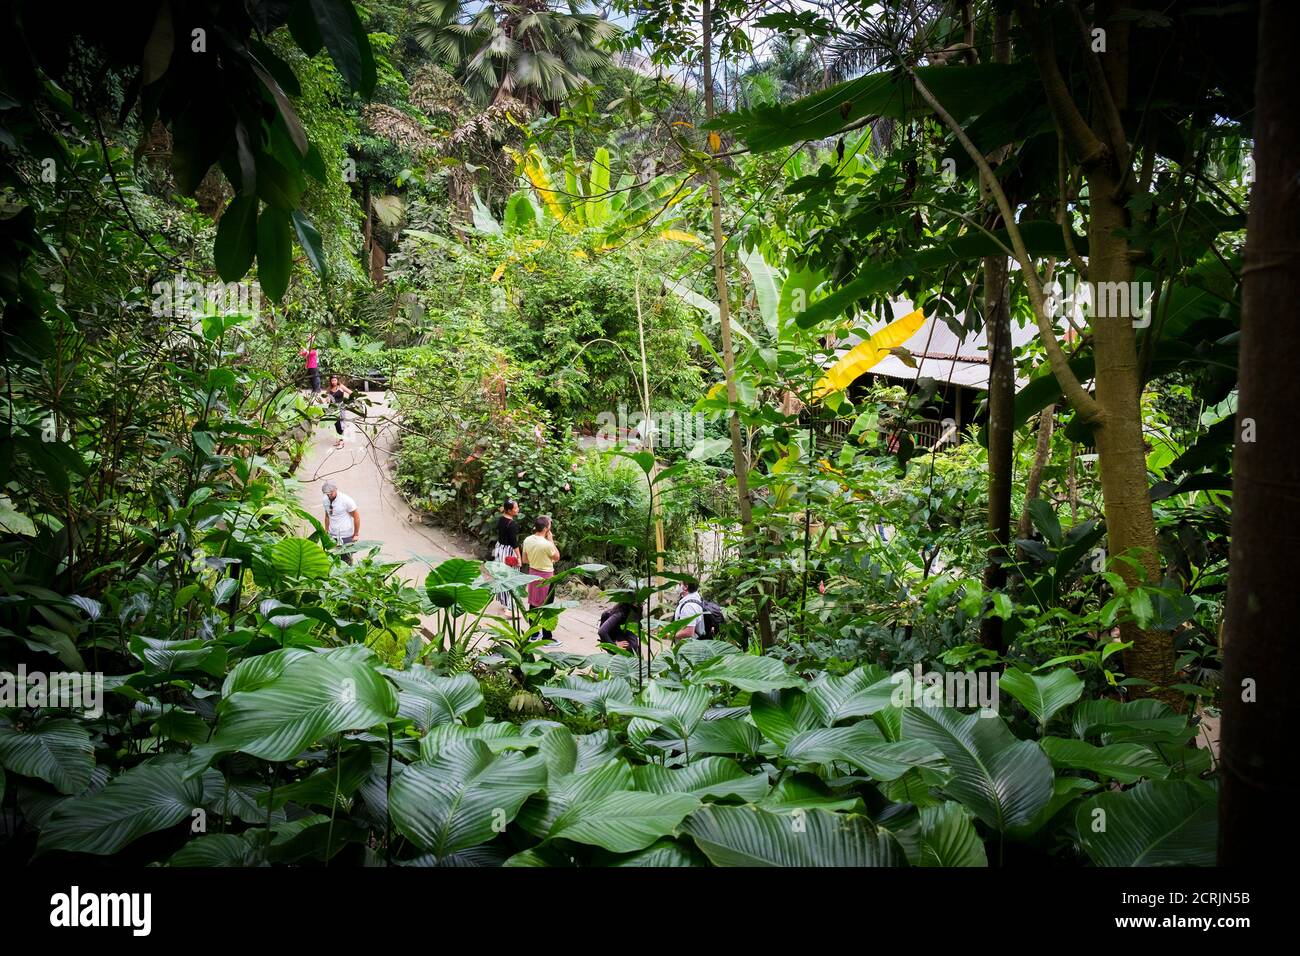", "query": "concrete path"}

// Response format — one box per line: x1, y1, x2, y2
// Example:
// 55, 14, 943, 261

294, 392, 604, 654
